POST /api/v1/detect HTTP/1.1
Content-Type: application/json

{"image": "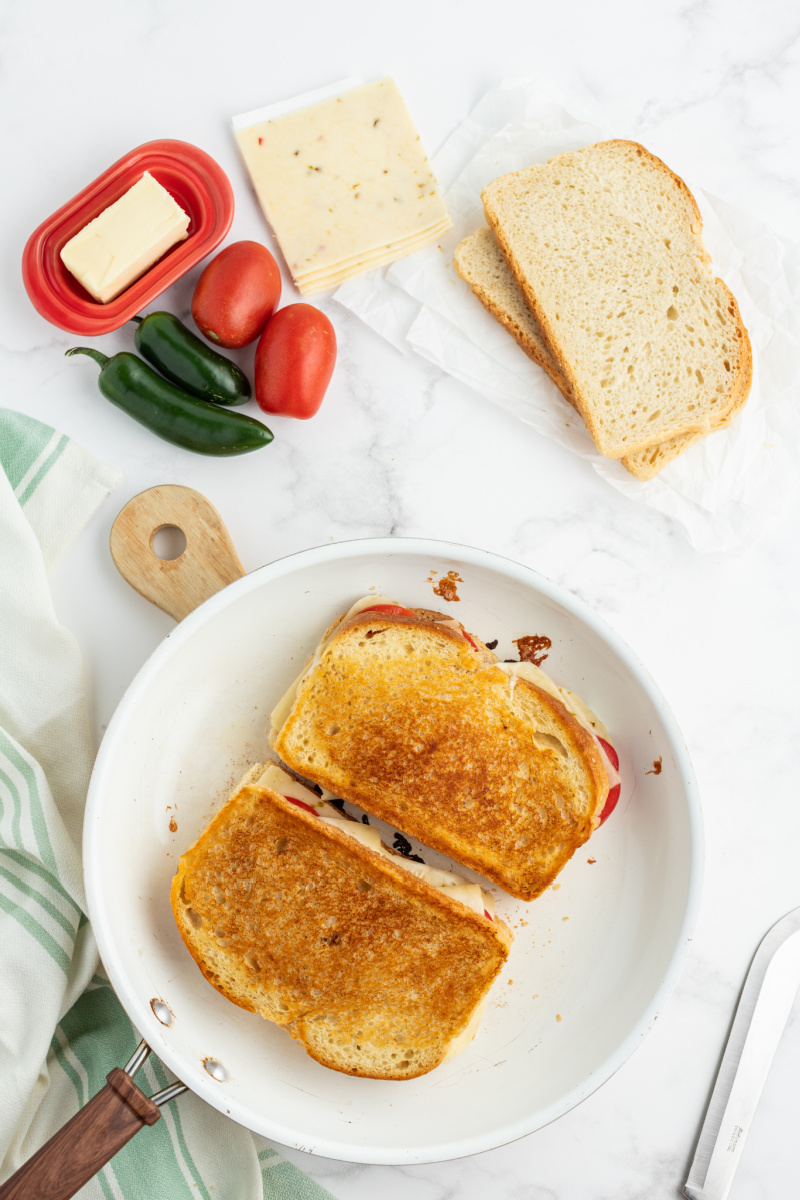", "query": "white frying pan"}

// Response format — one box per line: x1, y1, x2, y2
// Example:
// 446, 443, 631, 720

0, 485, 703, 1195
